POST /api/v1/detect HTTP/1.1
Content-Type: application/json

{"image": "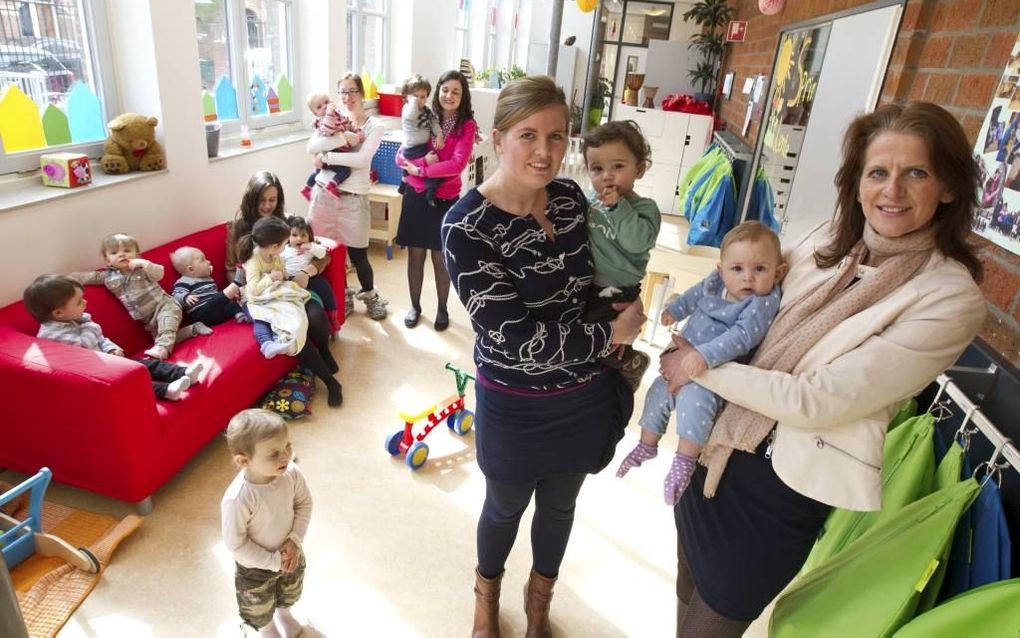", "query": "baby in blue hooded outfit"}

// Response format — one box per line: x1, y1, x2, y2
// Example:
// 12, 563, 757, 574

617, 221, 787, 505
